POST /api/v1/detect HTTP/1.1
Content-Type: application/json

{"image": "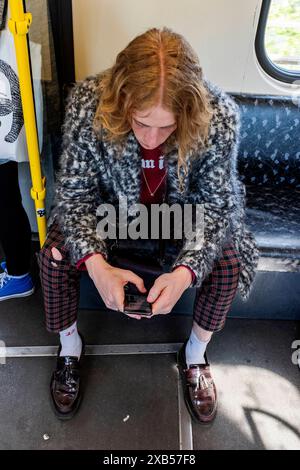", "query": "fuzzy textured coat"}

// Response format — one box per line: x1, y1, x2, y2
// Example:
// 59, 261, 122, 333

49, 73, 260, 302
